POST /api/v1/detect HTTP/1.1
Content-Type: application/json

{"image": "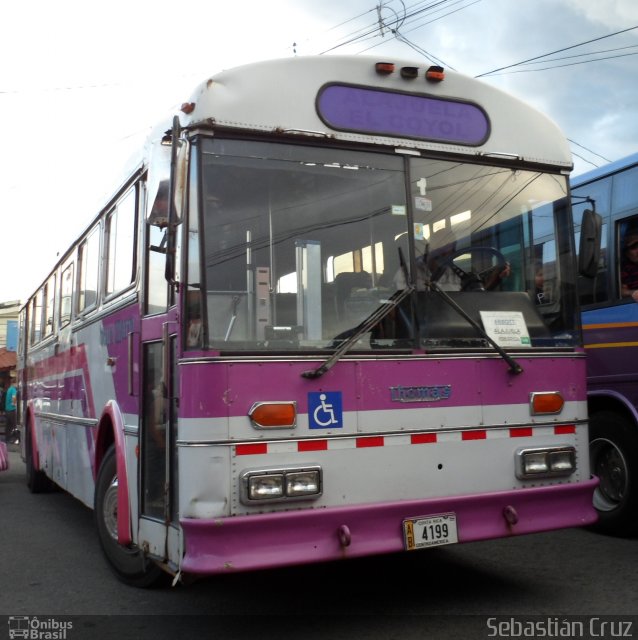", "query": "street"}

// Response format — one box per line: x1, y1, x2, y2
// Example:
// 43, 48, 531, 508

1, 445, 637, 639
